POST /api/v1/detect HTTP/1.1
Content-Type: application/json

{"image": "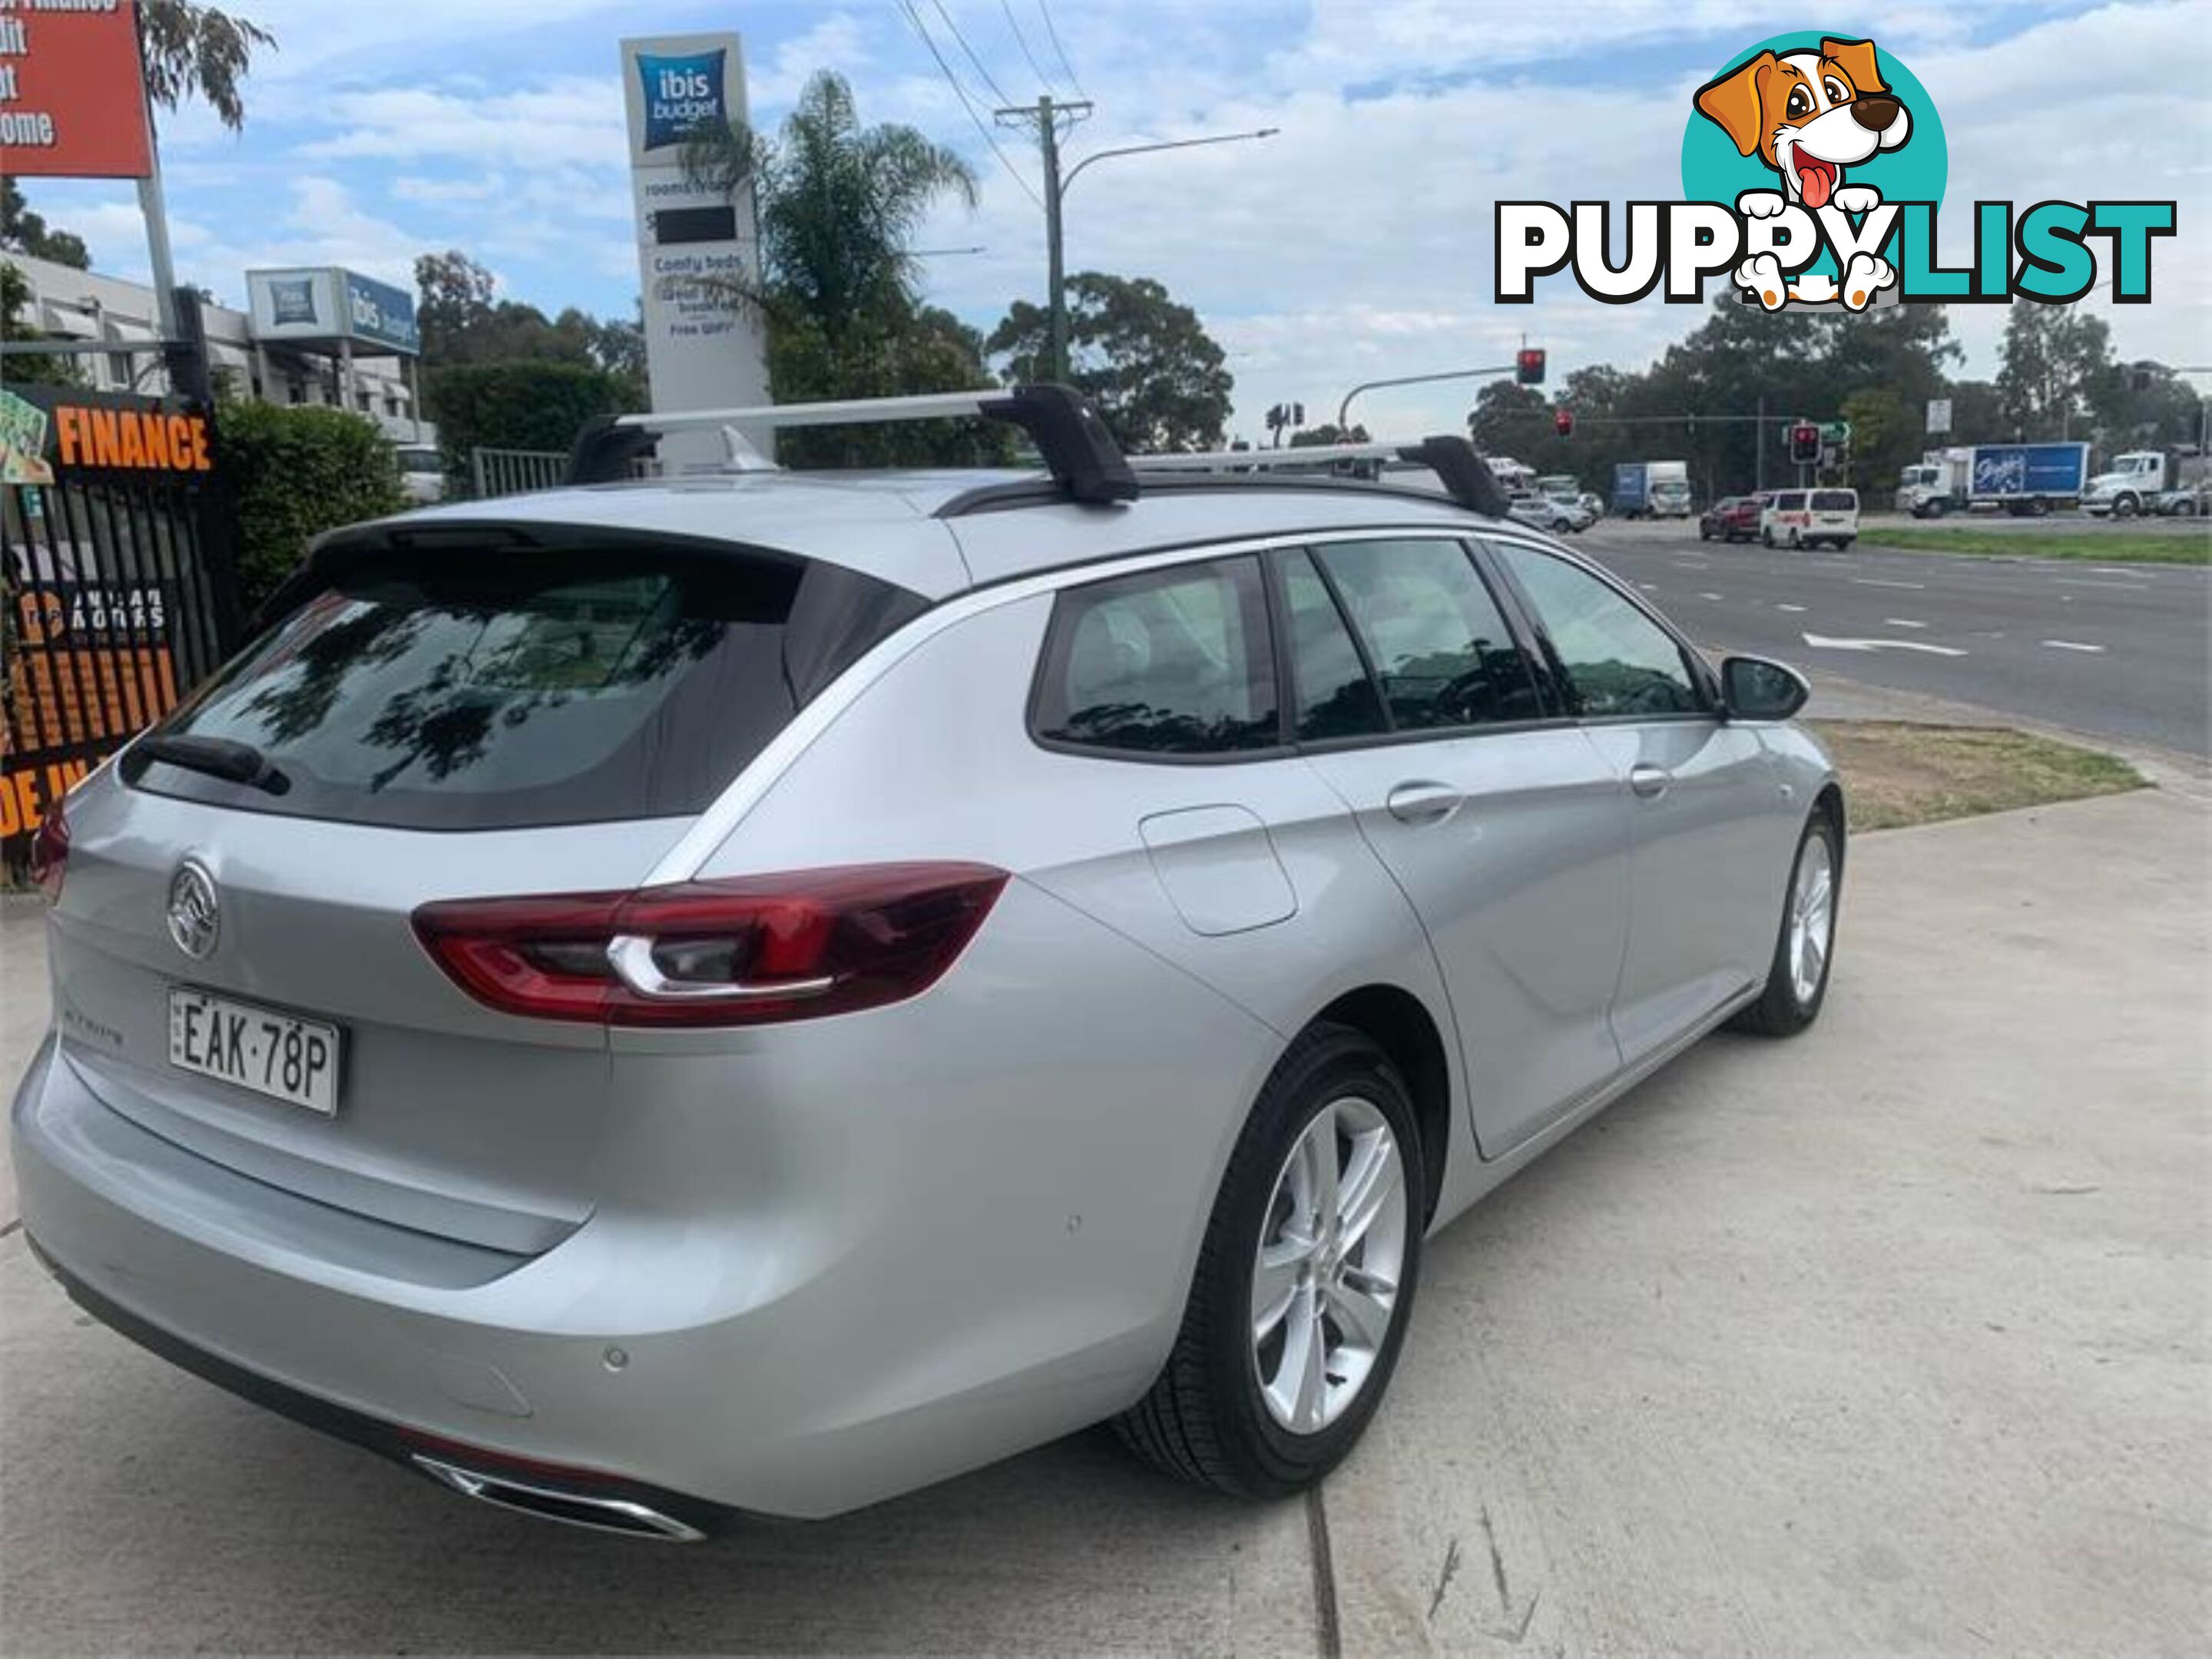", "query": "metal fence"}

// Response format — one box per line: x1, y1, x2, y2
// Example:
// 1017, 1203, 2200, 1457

469, 446, 570, 500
